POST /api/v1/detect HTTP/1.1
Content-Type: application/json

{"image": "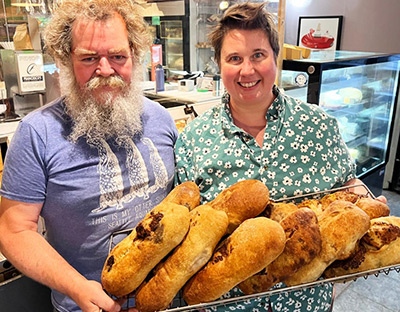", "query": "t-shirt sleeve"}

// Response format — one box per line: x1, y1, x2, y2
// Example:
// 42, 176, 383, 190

0, 120, 47, 203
